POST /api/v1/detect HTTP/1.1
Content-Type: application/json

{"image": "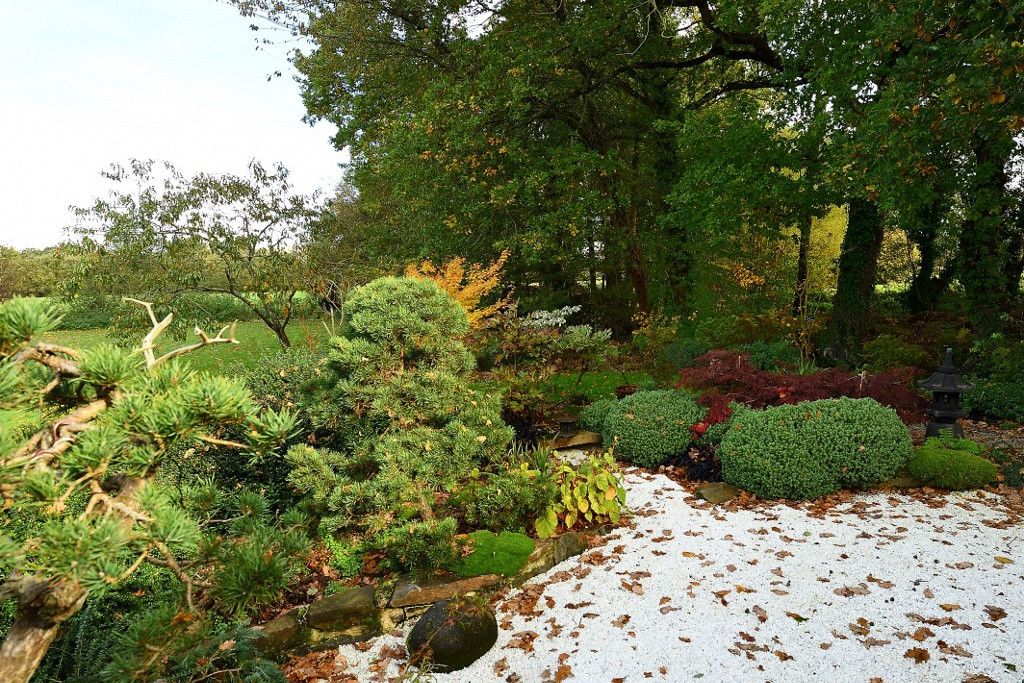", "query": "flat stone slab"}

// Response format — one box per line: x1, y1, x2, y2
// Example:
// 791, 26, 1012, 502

391, 574, 503, 608
548, 430, 602, 450
254, 611, 301, 653
553, 531, 587, 564
306, 585, 377, 630
694, 482, 742, 504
